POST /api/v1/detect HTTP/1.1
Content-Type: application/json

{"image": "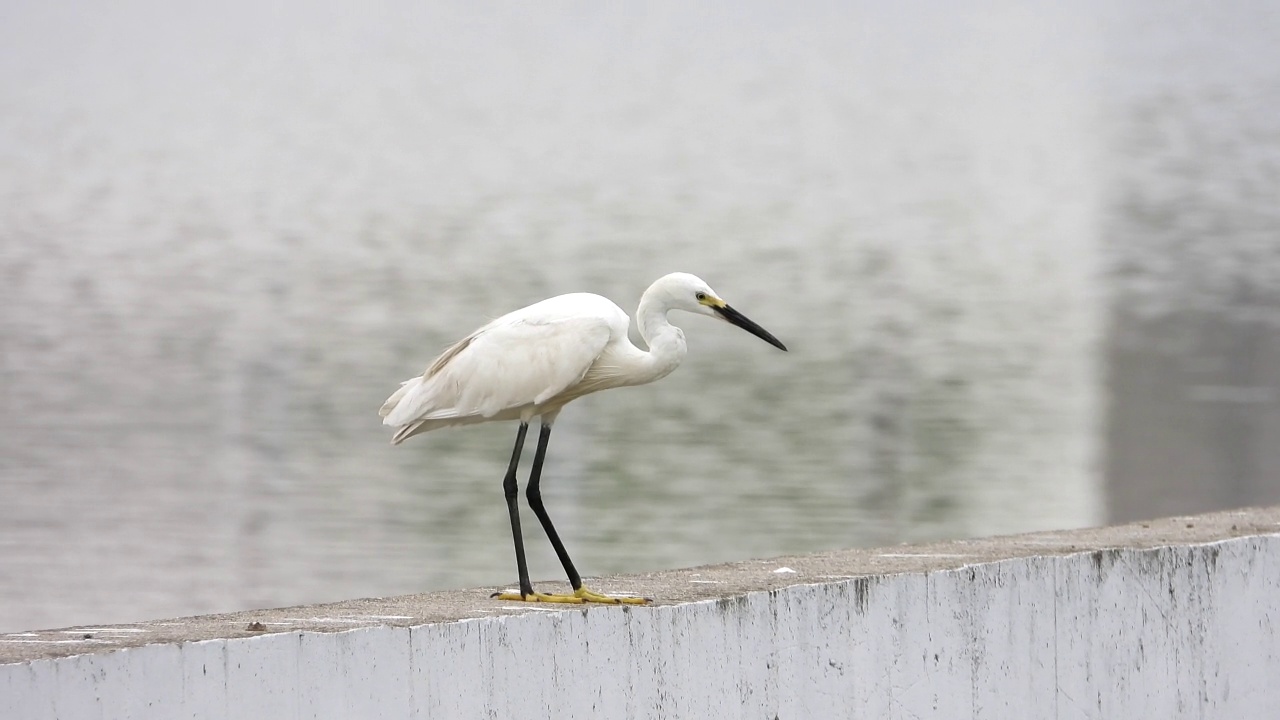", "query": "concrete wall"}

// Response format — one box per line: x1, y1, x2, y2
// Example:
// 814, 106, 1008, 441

3, 508, 1279, 719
